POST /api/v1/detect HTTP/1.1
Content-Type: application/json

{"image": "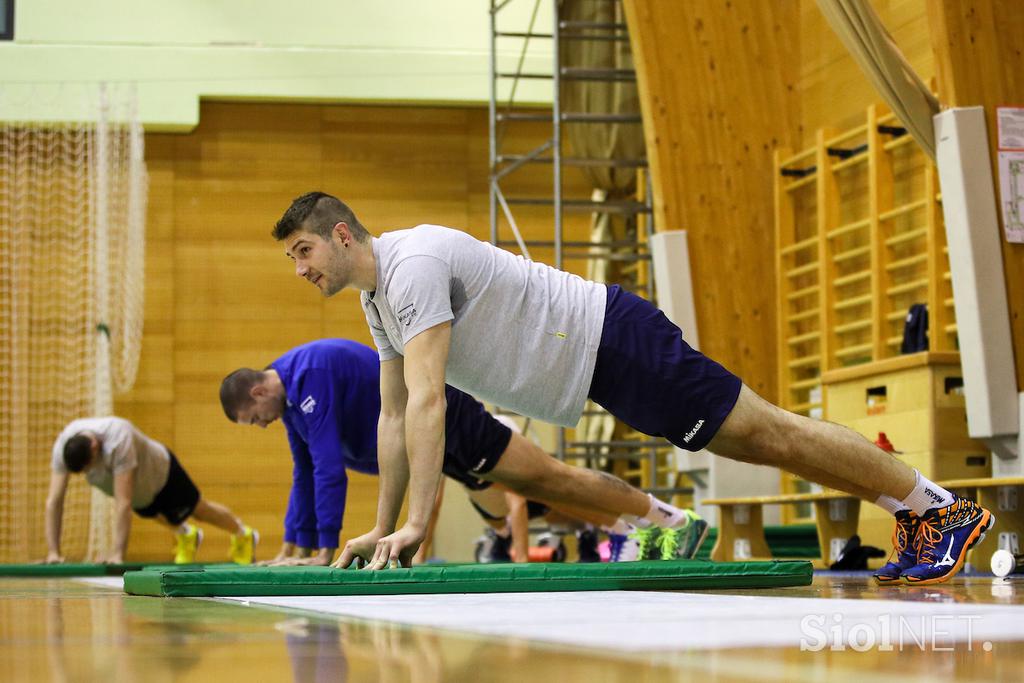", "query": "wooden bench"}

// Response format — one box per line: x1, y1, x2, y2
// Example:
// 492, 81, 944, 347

703, 491, 860, 567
